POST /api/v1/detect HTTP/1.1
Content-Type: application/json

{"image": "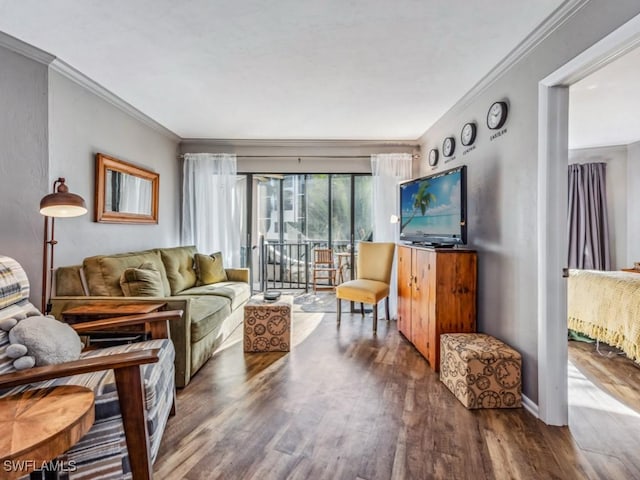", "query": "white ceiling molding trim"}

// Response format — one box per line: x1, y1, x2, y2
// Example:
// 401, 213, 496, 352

569, 143, 629, 152
180, 139, 419, 149
442, 0, 590, 118
0, 30, 54, 65
180, 138, 421, 163
544, 12, 640, 86
50, 59, 180, 142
